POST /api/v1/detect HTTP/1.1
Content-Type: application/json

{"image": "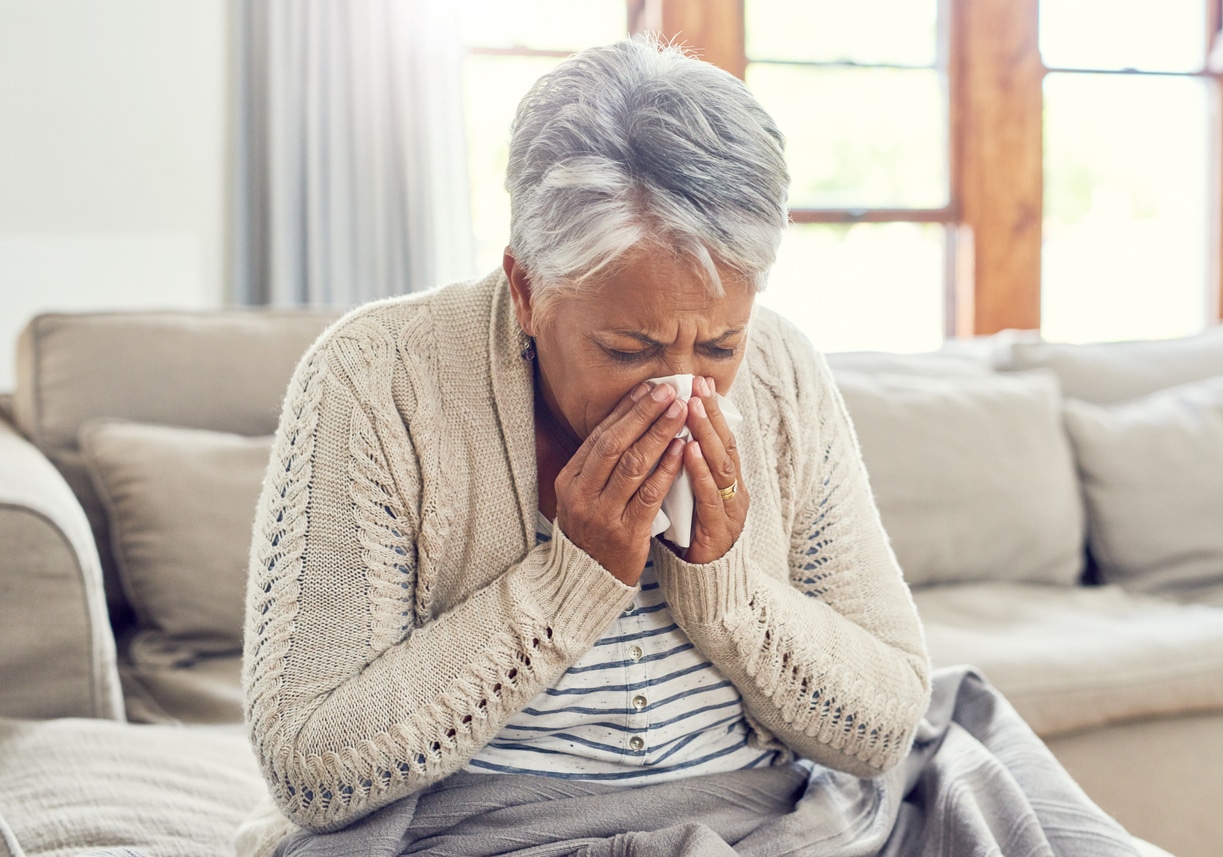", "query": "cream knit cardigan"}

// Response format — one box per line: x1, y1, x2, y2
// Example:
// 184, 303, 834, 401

241, 270, 931, 844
